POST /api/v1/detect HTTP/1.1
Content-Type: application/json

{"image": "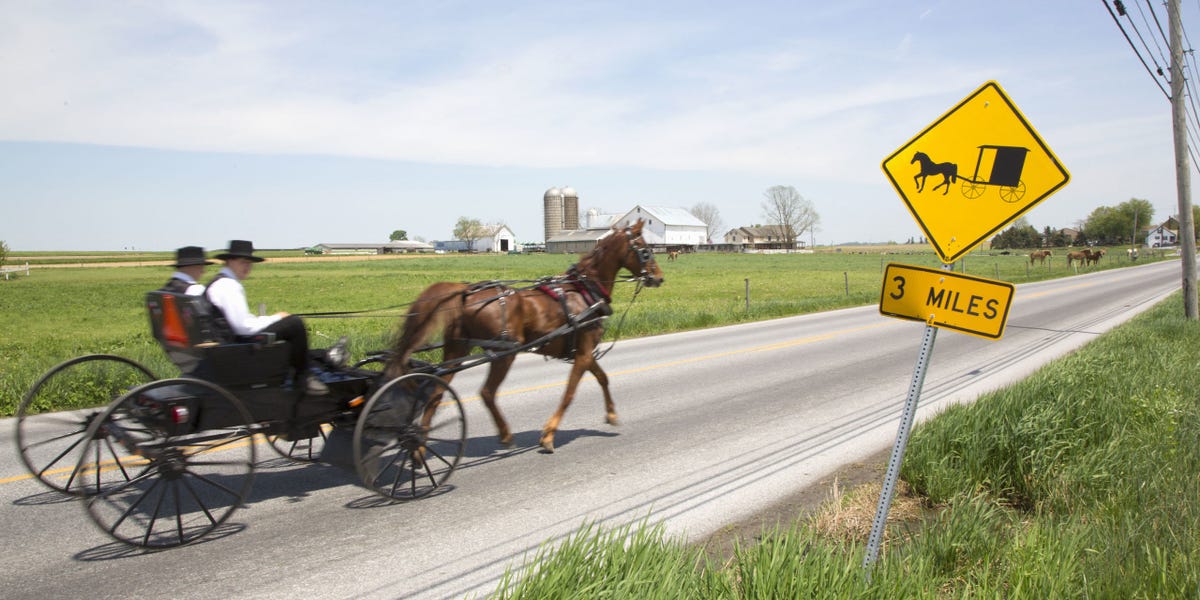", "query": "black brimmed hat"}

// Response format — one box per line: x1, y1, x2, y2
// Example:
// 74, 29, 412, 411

215, 240, 265, 262
174, 246, 213, 267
